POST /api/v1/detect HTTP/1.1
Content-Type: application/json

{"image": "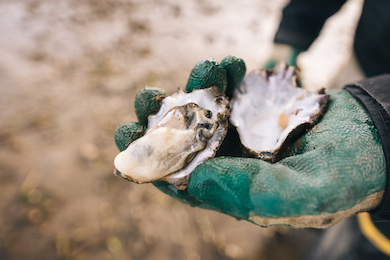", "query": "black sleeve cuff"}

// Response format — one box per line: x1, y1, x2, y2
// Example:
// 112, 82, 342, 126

344, 75, 390, 219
